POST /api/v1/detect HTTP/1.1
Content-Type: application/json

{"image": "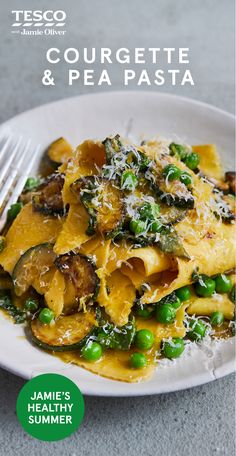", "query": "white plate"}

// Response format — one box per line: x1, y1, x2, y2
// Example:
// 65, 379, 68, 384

0, 91, 235, 396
